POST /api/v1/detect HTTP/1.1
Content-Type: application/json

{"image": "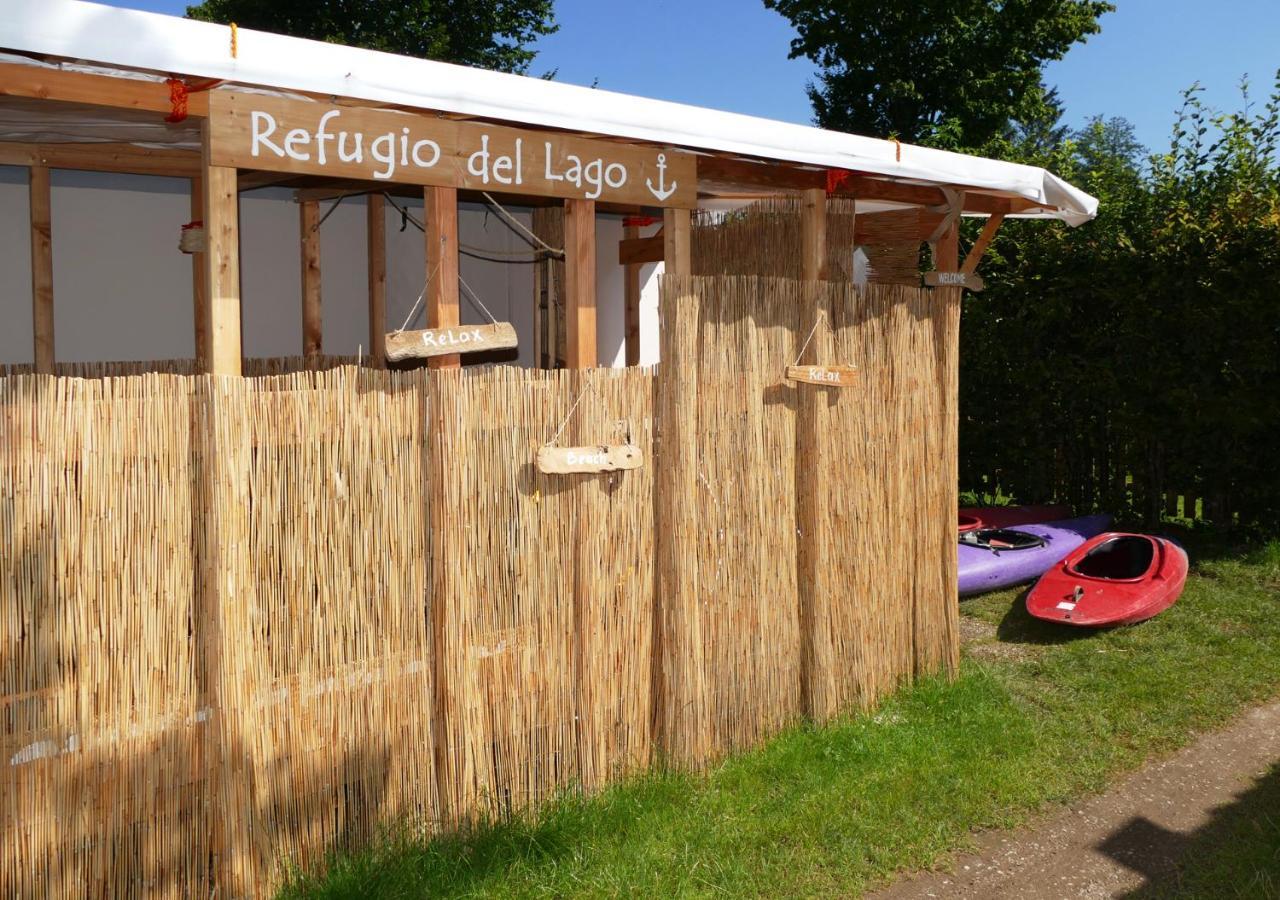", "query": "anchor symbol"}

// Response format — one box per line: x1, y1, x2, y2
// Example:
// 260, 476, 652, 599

646, 153, 677, 202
